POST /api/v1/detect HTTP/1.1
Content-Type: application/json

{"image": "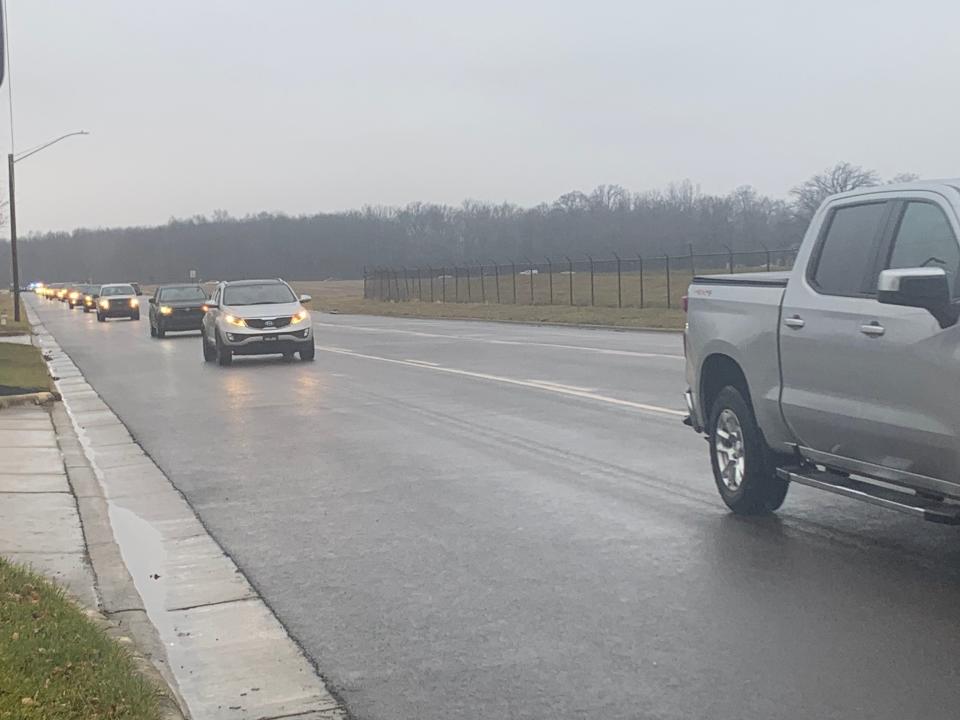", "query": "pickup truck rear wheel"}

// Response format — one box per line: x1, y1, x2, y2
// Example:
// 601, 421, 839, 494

708, 385, 788, 515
